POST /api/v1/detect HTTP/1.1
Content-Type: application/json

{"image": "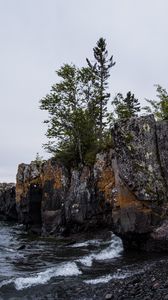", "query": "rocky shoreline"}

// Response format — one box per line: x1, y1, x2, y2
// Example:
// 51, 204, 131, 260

14, 115, 168, 253
87, 259, 168, 300
1, 115, 168, 253
44, 259, 168, 300
3, 256, 168, 300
